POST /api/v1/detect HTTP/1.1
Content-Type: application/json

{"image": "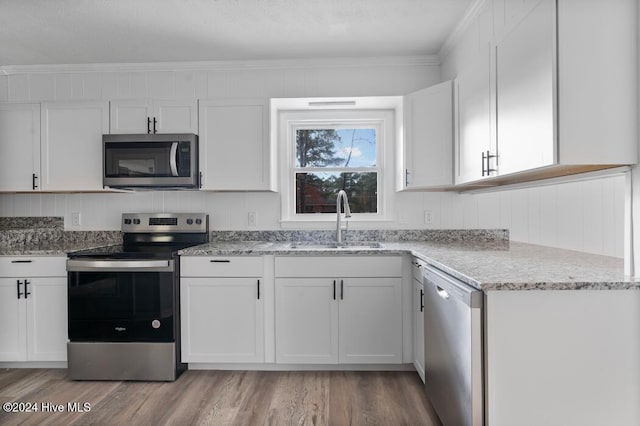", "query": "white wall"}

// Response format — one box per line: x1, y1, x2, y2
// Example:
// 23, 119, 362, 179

0, 173, 625, 258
